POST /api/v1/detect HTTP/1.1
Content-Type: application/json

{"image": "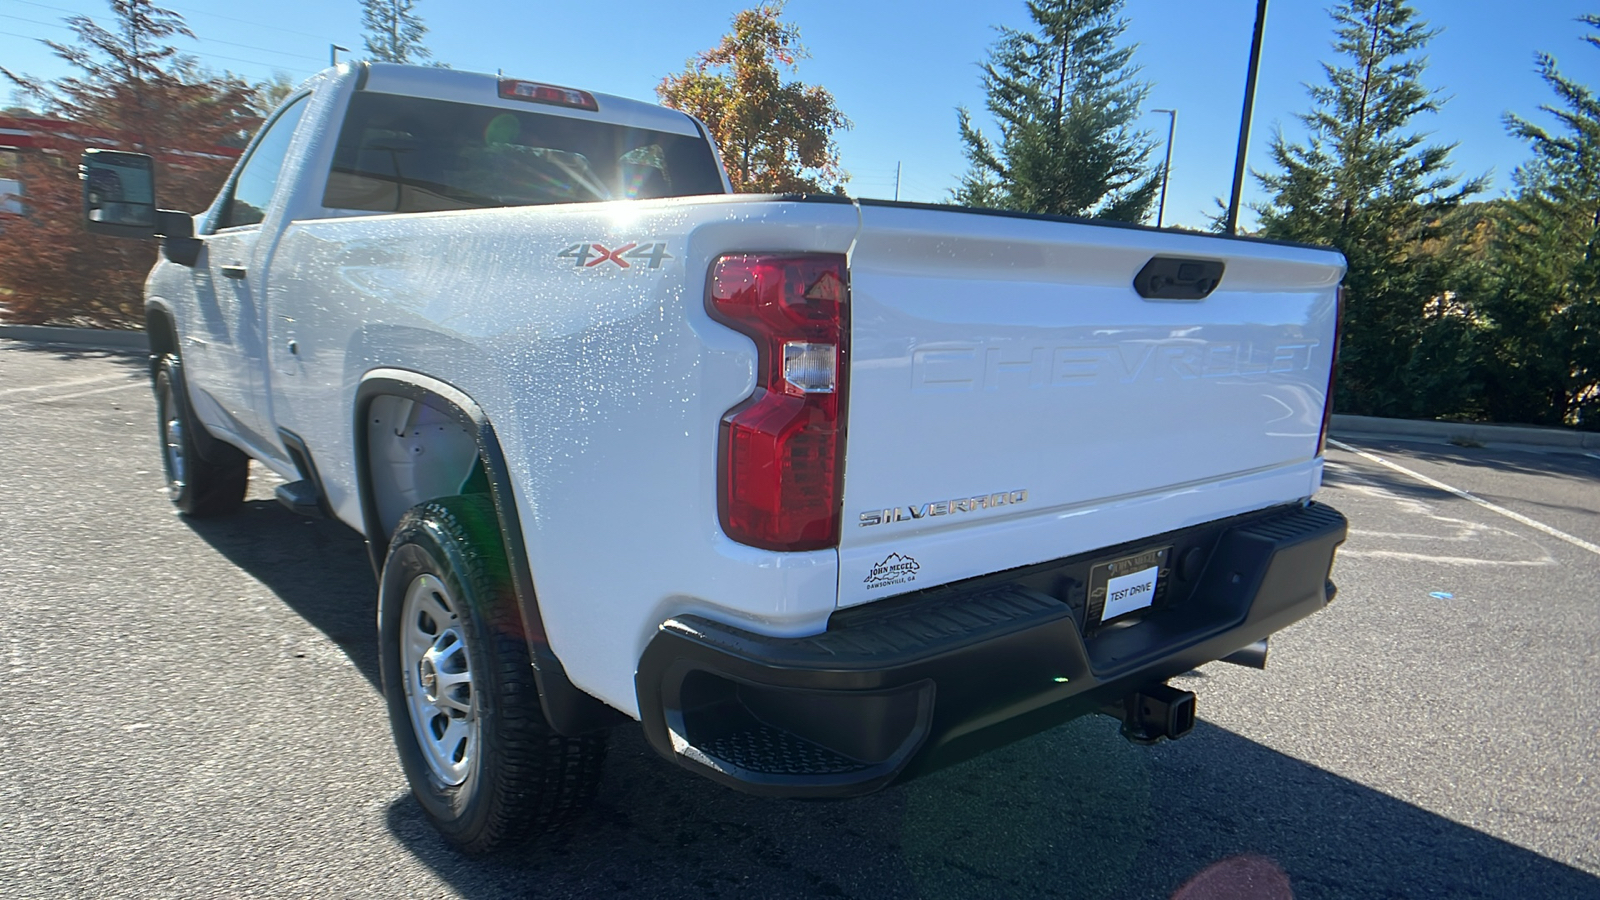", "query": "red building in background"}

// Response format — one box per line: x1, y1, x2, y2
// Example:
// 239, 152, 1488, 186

0, 113, 245, 215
